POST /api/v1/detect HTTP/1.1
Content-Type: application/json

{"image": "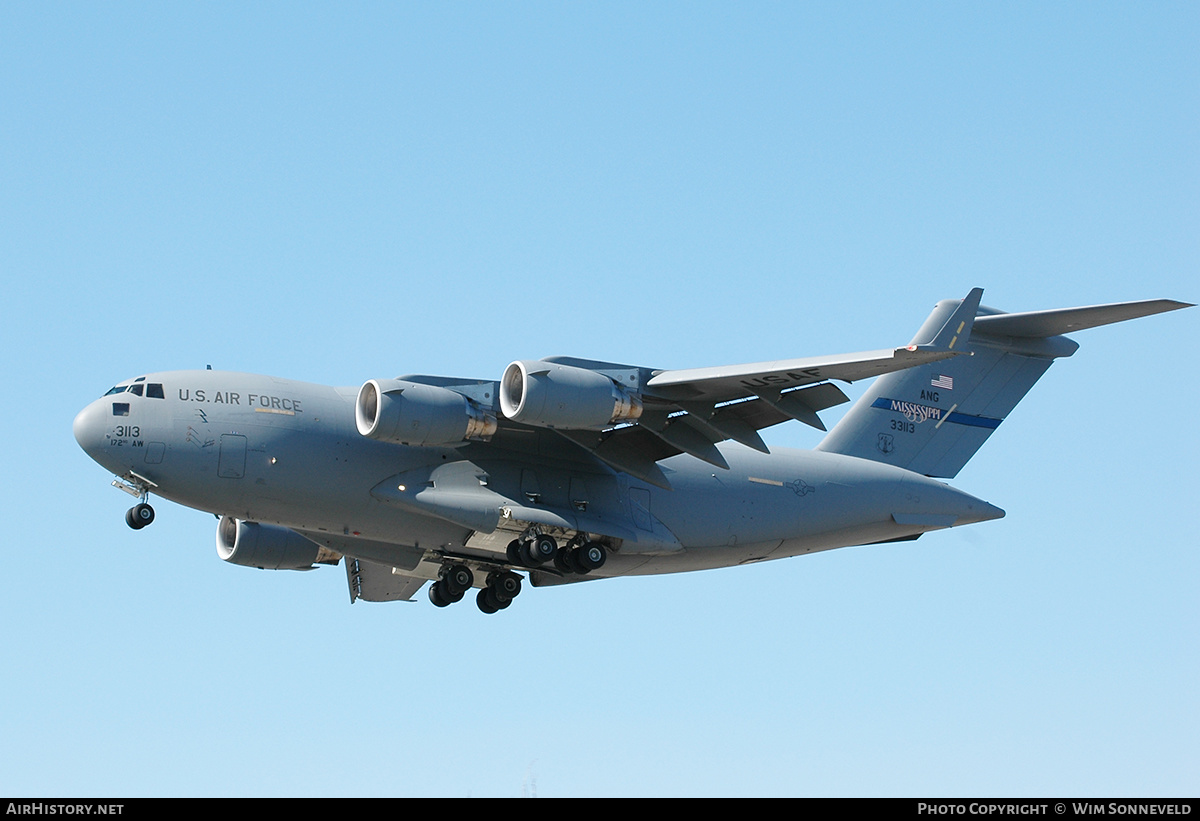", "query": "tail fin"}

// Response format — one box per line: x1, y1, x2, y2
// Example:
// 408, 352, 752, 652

816, 291, 1191, 478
